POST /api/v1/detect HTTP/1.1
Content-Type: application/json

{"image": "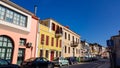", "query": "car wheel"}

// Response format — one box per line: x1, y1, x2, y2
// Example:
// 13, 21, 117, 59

48, 64, 54, 68
66, 63, 69, 66
59, 64, 62, 67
